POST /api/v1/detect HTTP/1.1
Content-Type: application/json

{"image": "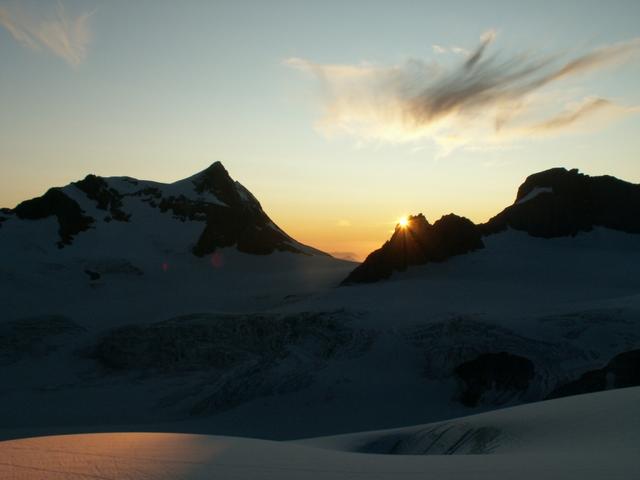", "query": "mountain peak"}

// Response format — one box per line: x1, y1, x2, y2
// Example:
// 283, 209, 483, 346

196, 160, 227, 177
188, 161, 242, 207
482, 167, 640, 237
342, 213, 483, 284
